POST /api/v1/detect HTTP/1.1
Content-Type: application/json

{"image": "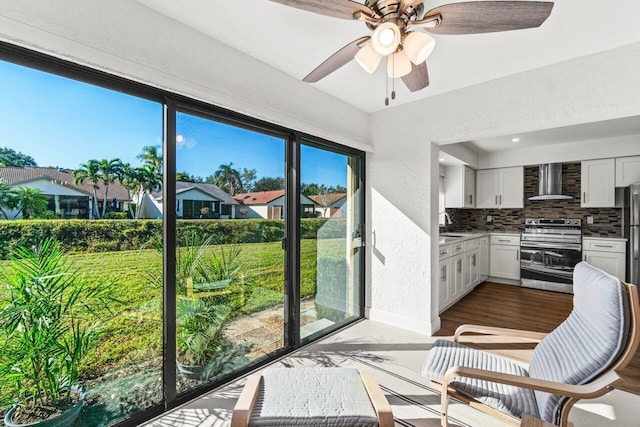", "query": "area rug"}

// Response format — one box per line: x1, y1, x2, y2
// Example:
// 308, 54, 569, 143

340, 352, 502, 427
